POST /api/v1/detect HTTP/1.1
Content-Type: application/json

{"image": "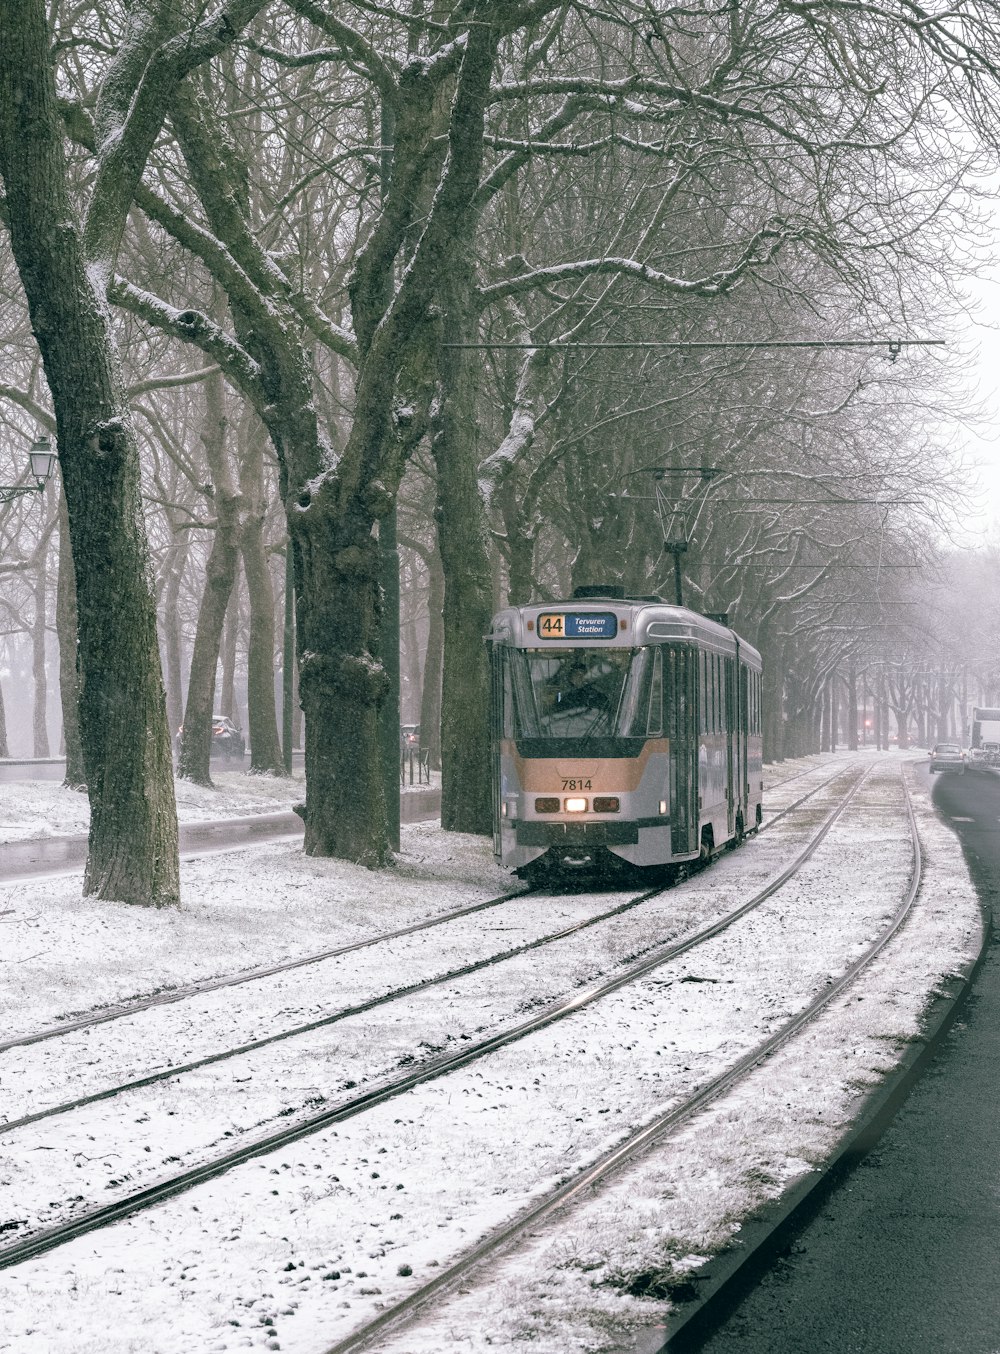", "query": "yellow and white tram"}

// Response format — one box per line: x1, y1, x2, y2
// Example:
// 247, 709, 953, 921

489, 588, 763, 879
